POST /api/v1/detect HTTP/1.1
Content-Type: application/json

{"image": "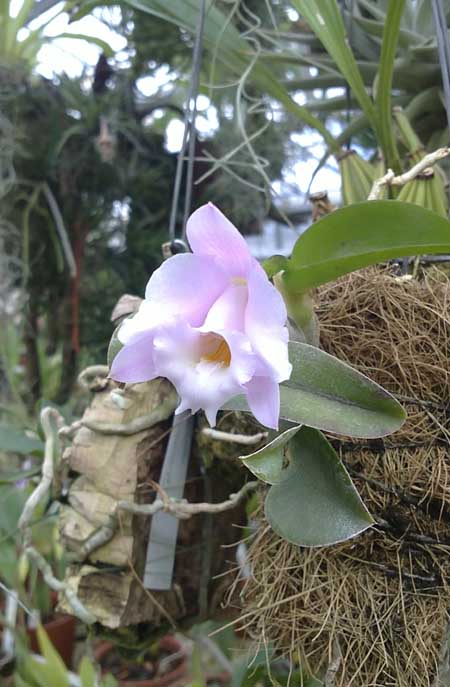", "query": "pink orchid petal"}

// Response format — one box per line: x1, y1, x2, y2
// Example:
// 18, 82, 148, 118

245, 376, 280, 430
186, 203, 255, 277
153, 320, 255, 426
118, 301, 168, 345
245, 266, 292, 383
202, 281, 248, 333
145, 253, 228, 326
110, 204, 290, 431
220, 330, 255, 385
110, 333, 156, 383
